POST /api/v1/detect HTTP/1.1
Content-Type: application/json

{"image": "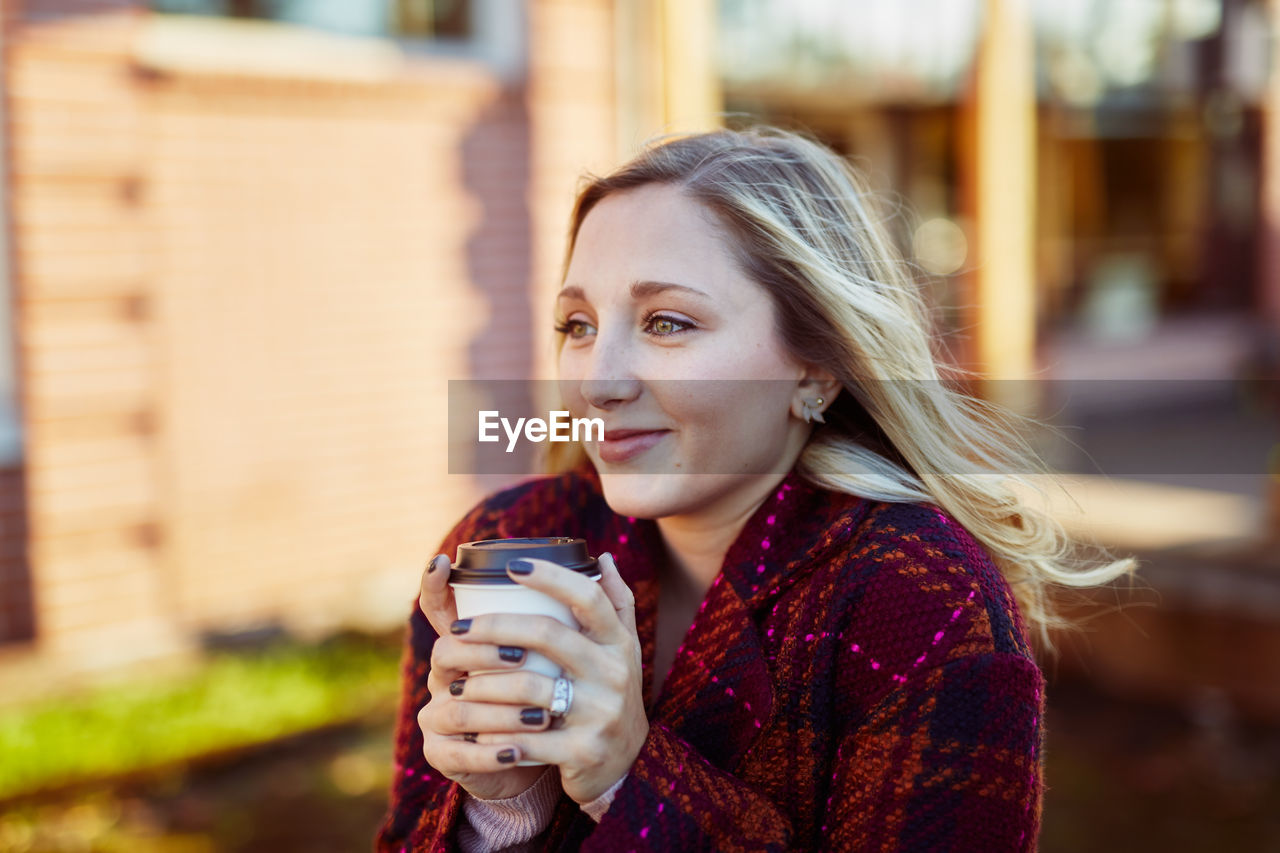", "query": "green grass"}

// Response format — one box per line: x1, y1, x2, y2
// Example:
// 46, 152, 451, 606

0, 632, 404, 800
